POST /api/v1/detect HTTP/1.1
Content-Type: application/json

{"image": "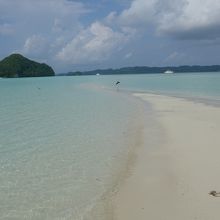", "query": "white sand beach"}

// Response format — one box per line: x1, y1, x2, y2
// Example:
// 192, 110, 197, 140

114, 93, 220, 220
